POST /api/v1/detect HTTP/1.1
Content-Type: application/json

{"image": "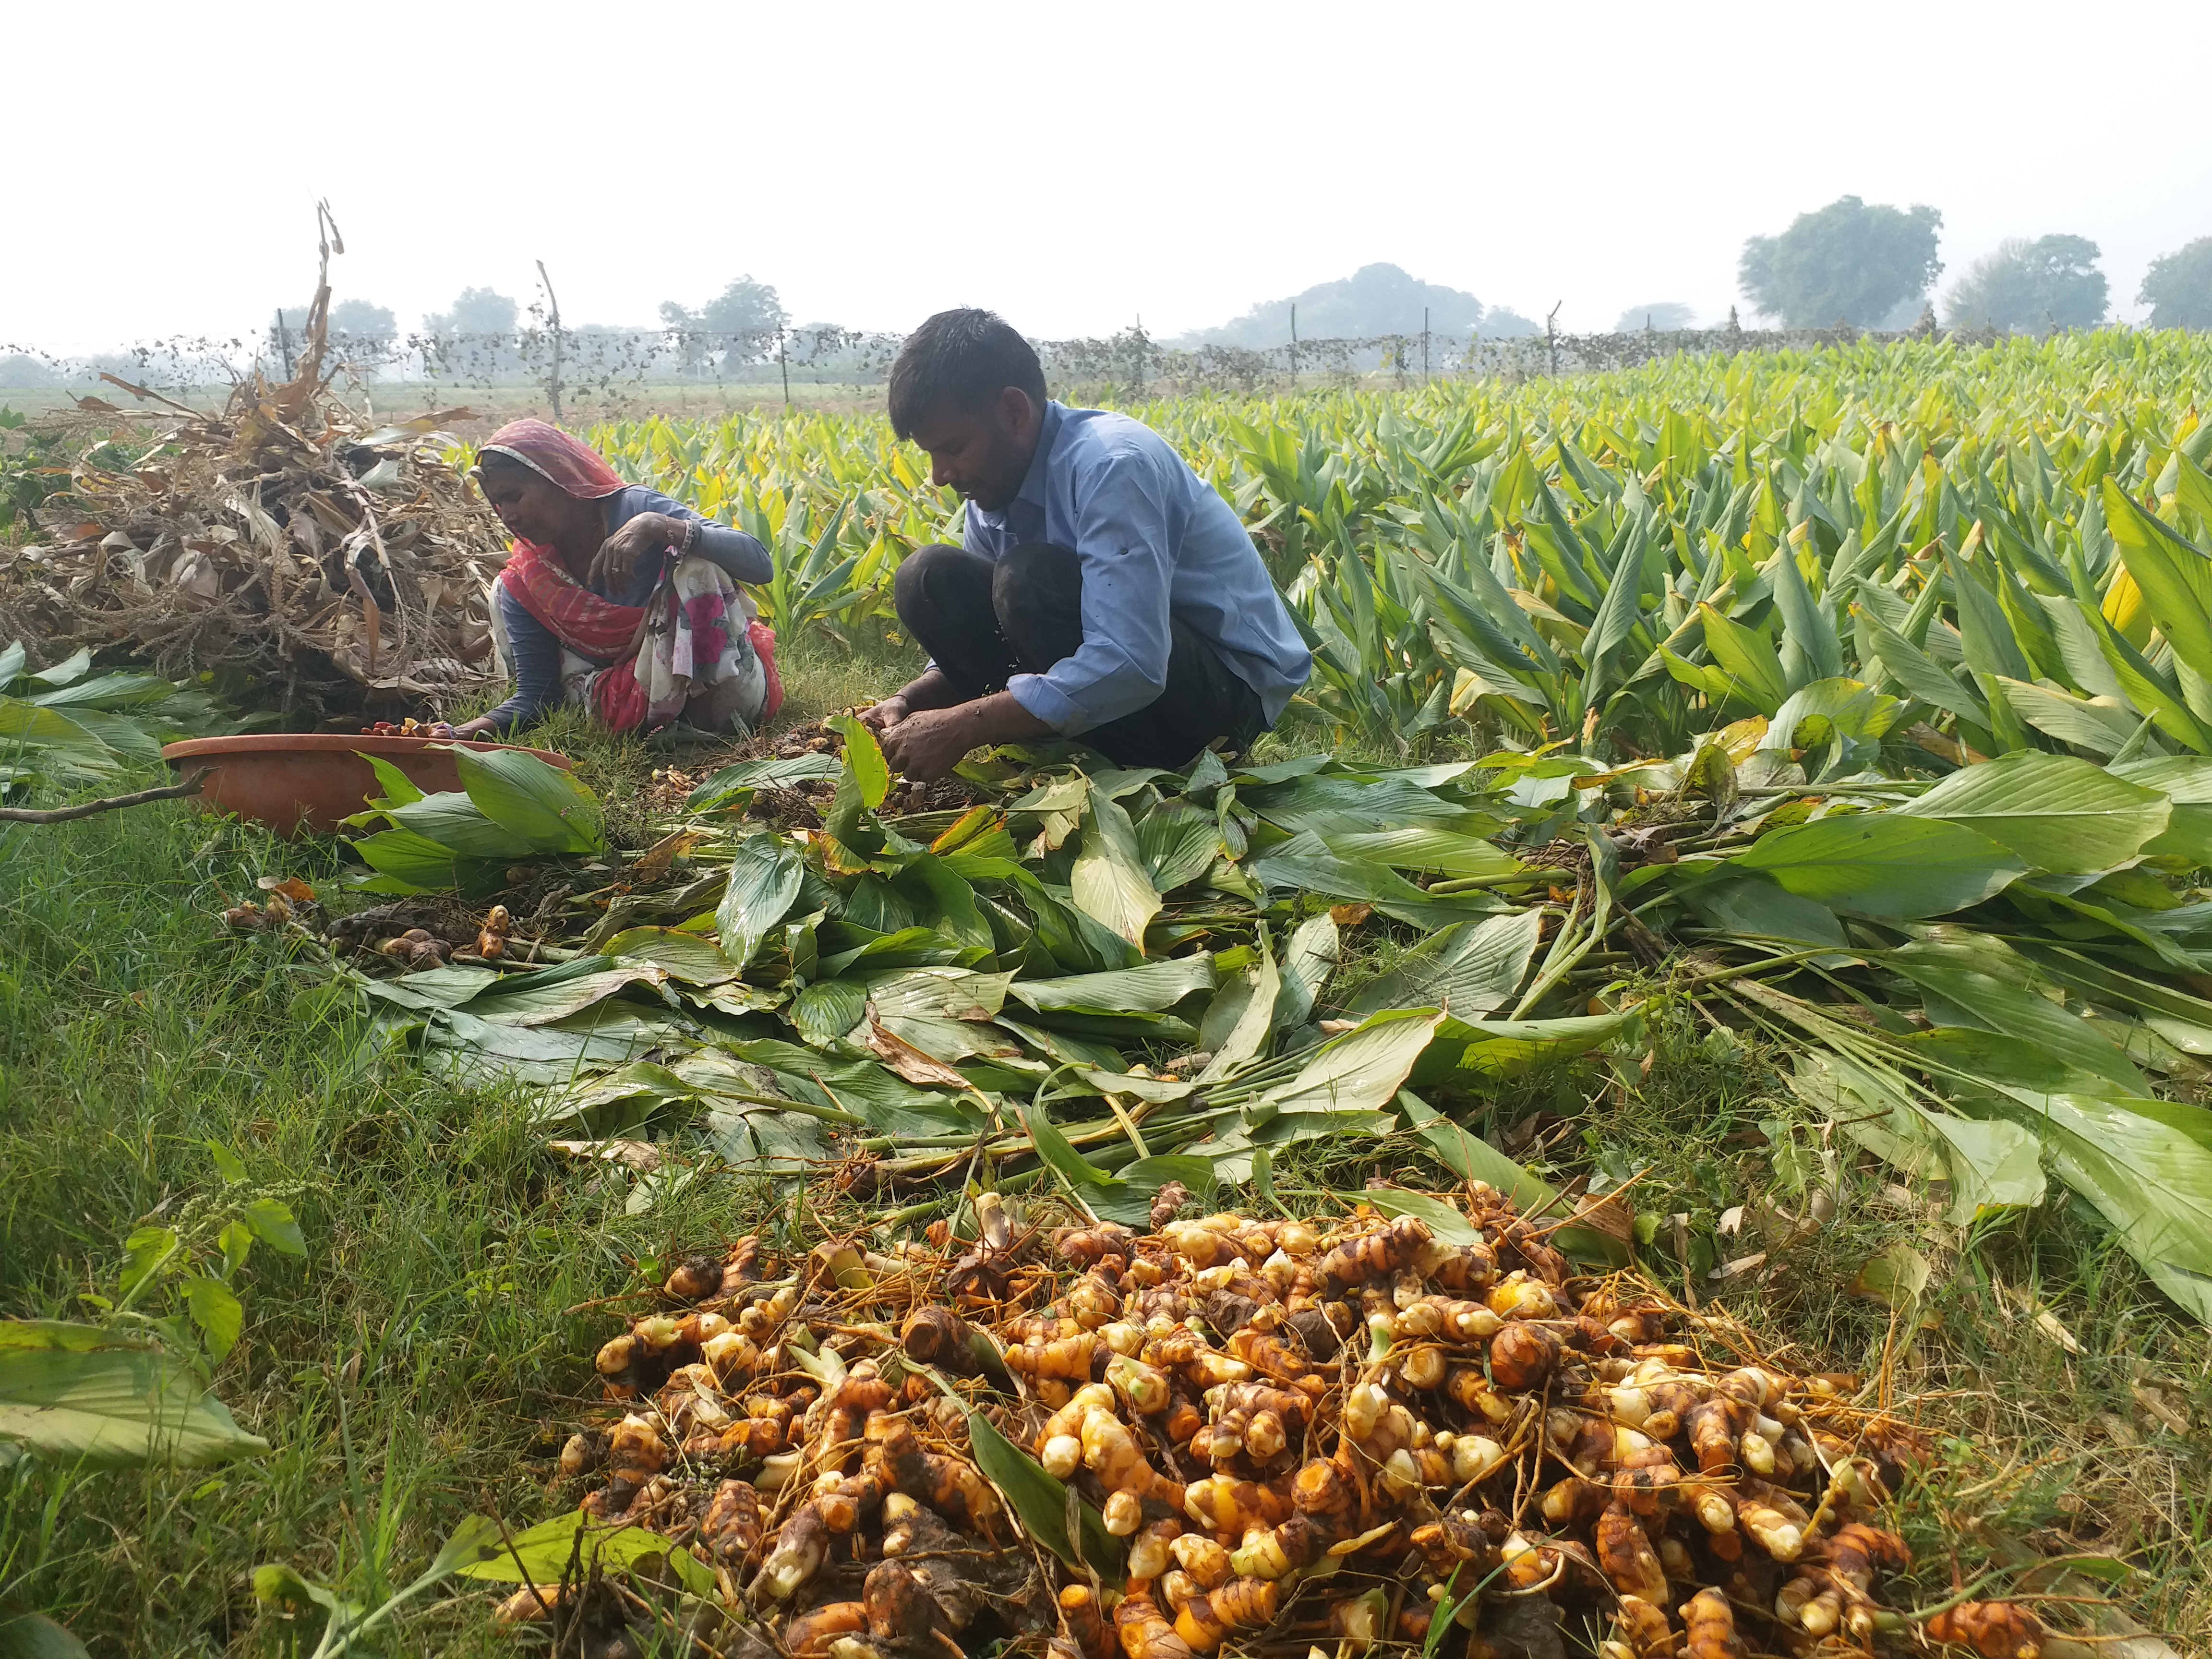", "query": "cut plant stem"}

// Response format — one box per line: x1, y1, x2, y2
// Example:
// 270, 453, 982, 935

1427, 871, 1552, 896
718, 1093, 864, 1128
872, 1166, 1051, 1228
